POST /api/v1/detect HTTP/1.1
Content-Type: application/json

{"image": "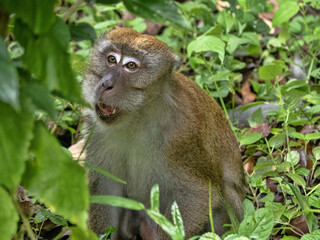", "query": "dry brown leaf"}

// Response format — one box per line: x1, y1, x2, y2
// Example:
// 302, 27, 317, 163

68, 139, 86, 162
245, 123, 271, 139
241, 81, 256, 105
286, 215, 309, 237
243, 156, 255, 174
300, 124, 318, 134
